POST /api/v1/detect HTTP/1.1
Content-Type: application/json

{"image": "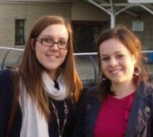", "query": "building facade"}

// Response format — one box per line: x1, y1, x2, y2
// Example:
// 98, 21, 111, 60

0, 0, 153, 51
